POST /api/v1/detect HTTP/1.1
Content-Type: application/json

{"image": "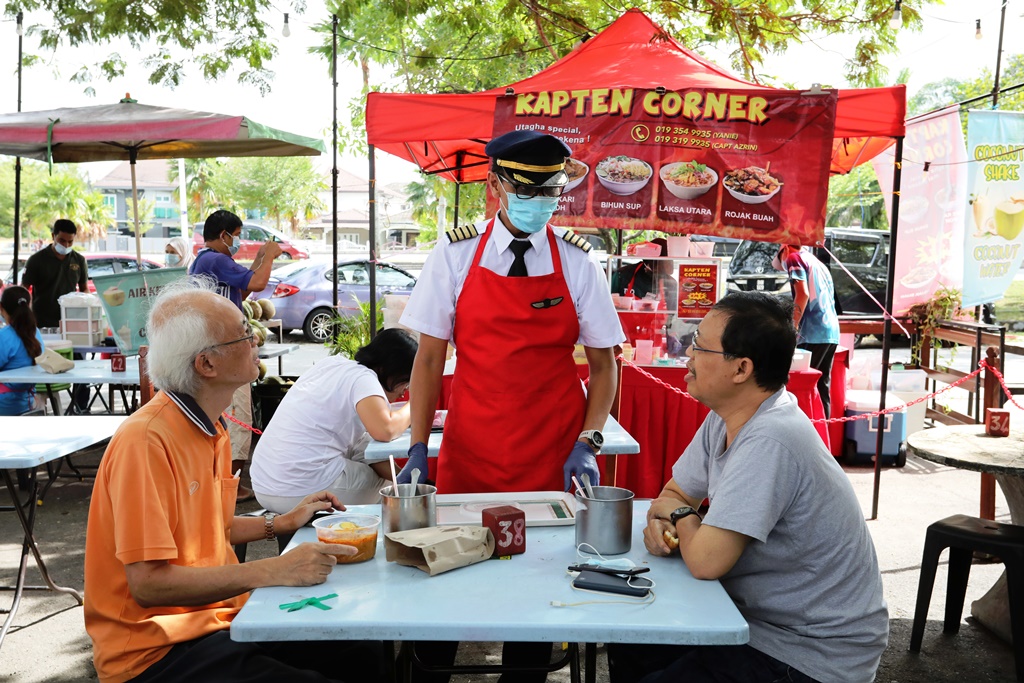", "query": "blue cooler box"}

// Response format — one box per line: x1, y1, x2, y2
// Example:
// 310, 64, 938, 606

844, 389, 907, 465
